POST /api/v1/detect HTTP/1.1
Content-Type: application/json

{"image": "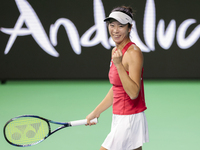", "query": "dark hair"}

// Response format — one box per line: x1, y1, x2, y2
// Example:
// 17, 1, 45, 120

111, 6, 135, 20
110, 6, 135, 28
